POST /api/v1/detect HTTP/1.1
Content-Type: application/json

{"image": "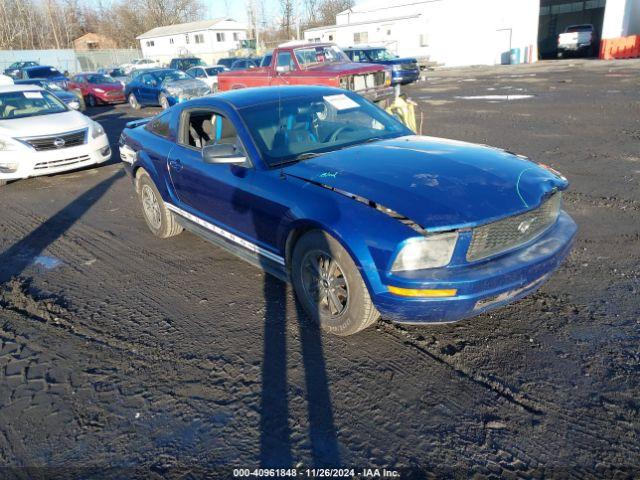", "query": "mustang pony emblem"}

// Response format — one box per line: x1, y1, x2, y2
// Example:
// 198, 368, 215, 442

318, 171, 338, 178
517, 219, 535, 234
